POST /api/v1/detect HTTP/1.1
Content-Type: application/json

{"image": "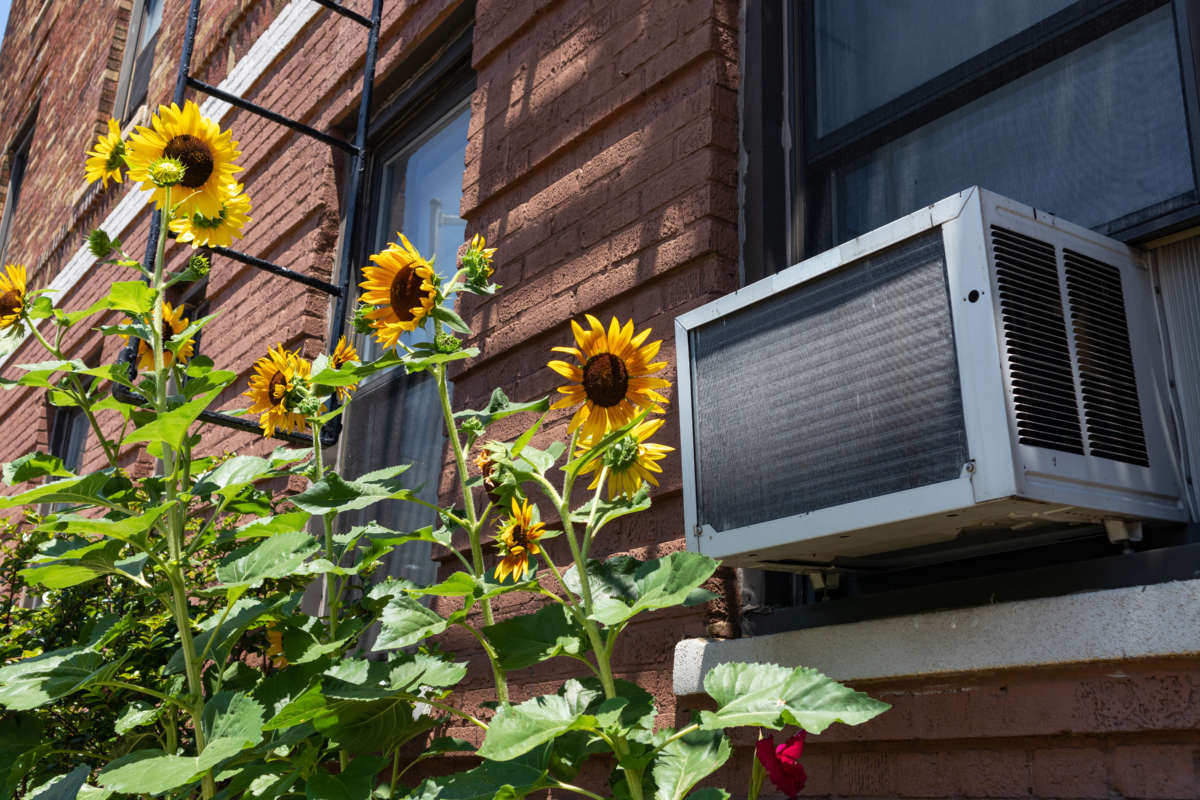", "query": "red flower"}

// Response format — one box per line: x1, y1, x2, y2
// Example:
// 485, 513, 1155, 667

756, 731, 808, 798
